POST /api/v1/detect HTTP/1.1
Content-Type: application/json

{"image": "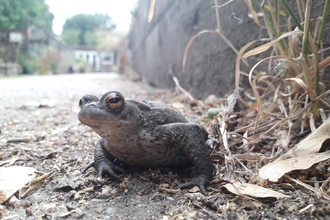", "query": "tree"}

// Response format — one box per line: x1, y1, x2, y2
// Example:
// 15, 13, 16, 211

84, 31, 98, 46
61, 13, 116, 46
0, 0, 54, 31
61, 29, 80, 45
